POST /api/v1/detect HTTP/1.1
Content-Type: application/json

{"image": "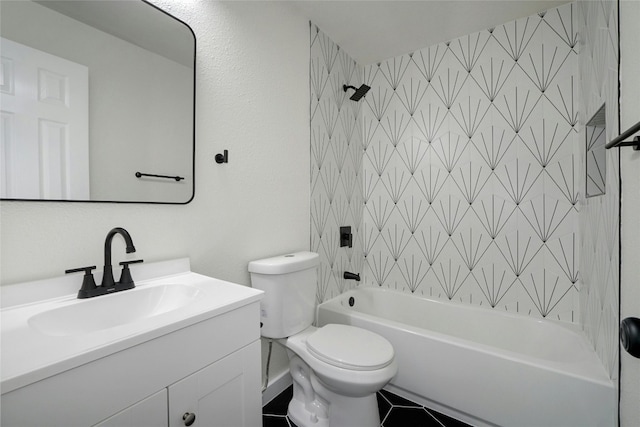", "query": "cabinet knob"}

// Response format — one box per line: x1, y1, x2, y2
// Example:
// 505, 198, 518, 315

182, 412, 196, 426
